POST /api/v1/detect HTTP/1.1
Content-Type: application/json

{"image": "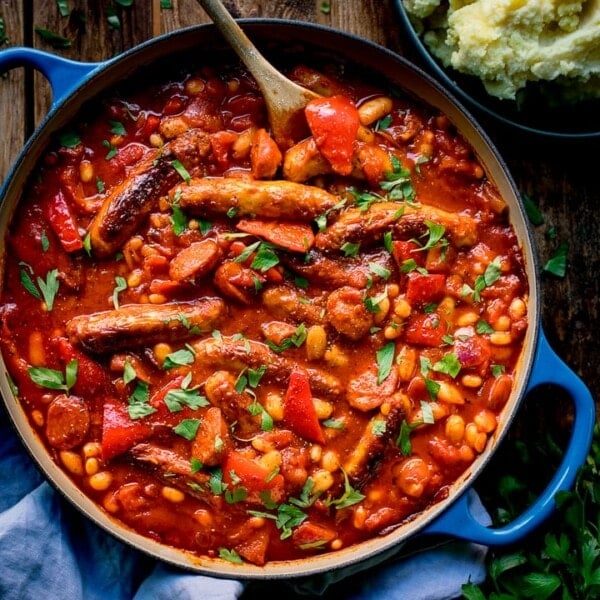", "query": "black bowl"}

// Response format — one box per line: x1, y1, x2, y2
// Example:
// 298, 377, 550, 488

392, 0, 600, 141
